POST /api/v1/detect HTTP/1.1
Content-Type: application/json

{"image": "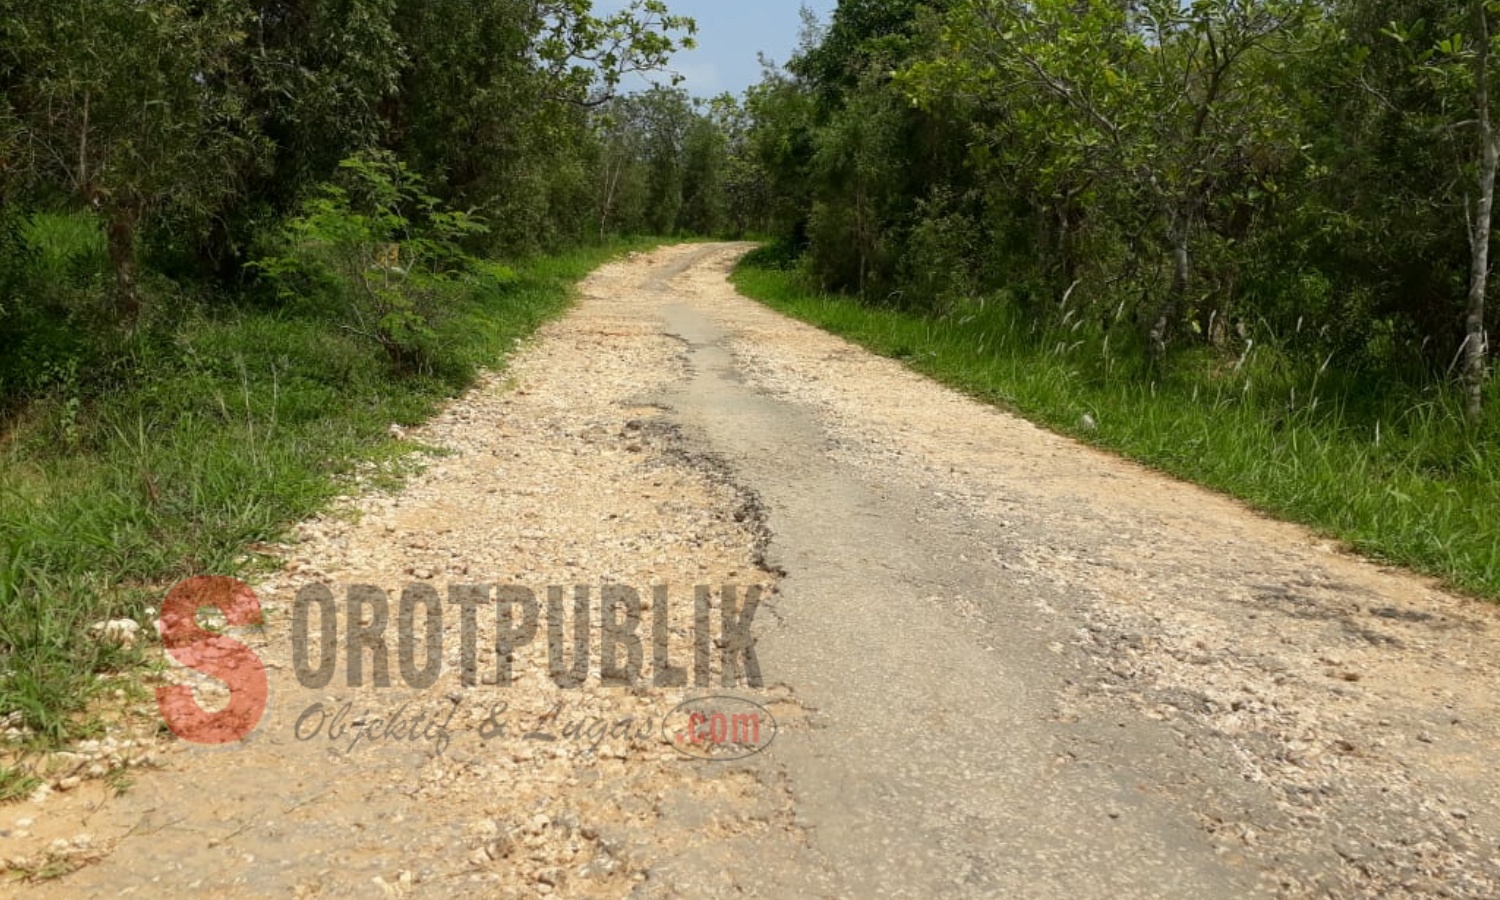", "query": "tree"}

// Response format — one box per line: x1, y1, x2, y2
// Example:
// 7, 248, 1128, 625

0, 0, 268, 318
742, 66, 821, 247
1380, 0, 1500, 417
595, 99, 650, 238
681, 106, 731, 235
1374, 0, 1500, 417
711, 95, 774, 236
744, 0, 963, 297
904, 0, 1316, 355
1460, 1, 1498, 420
534, 0, 698, 109
386, 0, 696, 251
